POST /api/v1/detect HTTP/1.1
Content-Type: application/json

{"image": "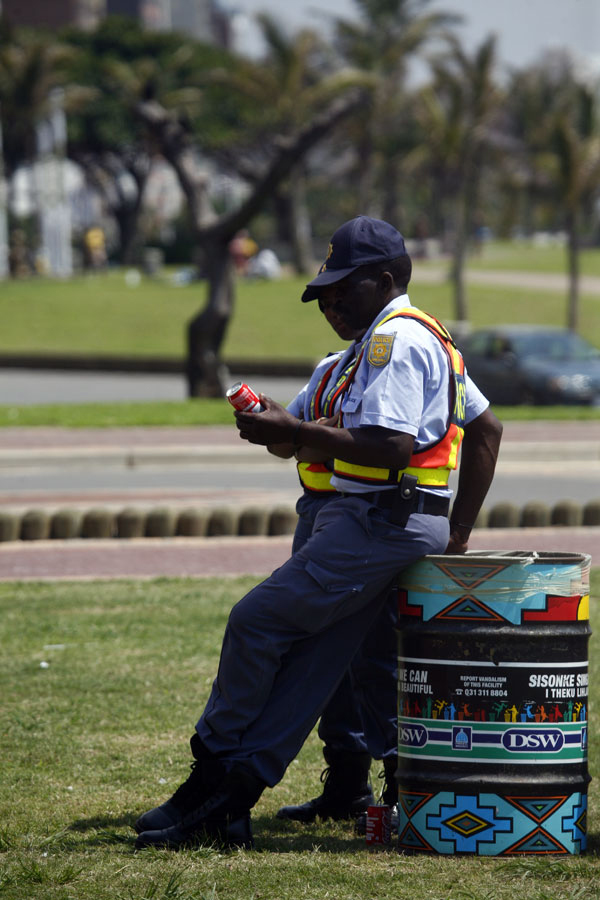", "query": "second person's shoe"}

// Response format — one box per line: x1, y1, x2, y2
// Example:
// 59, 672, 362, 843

276, 748, 373, 823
